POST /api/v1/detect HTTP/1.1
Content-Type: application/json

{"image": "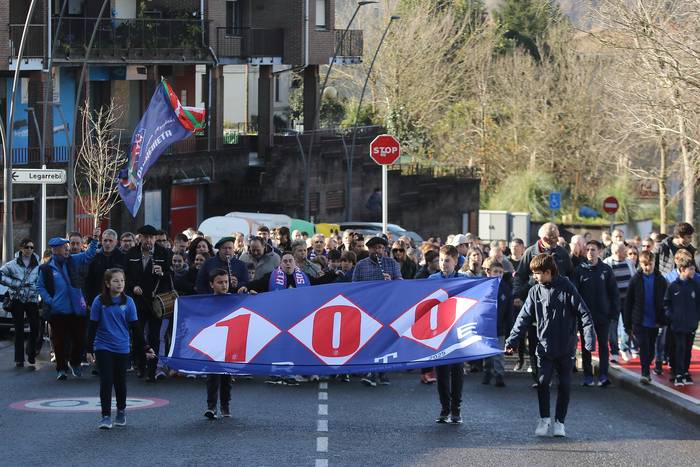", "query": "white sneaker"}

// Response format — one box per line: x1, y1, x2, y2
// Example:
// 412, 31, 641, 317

620, 350, 631, 362
553, 421, 566, 437
535, 417, 551, 437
